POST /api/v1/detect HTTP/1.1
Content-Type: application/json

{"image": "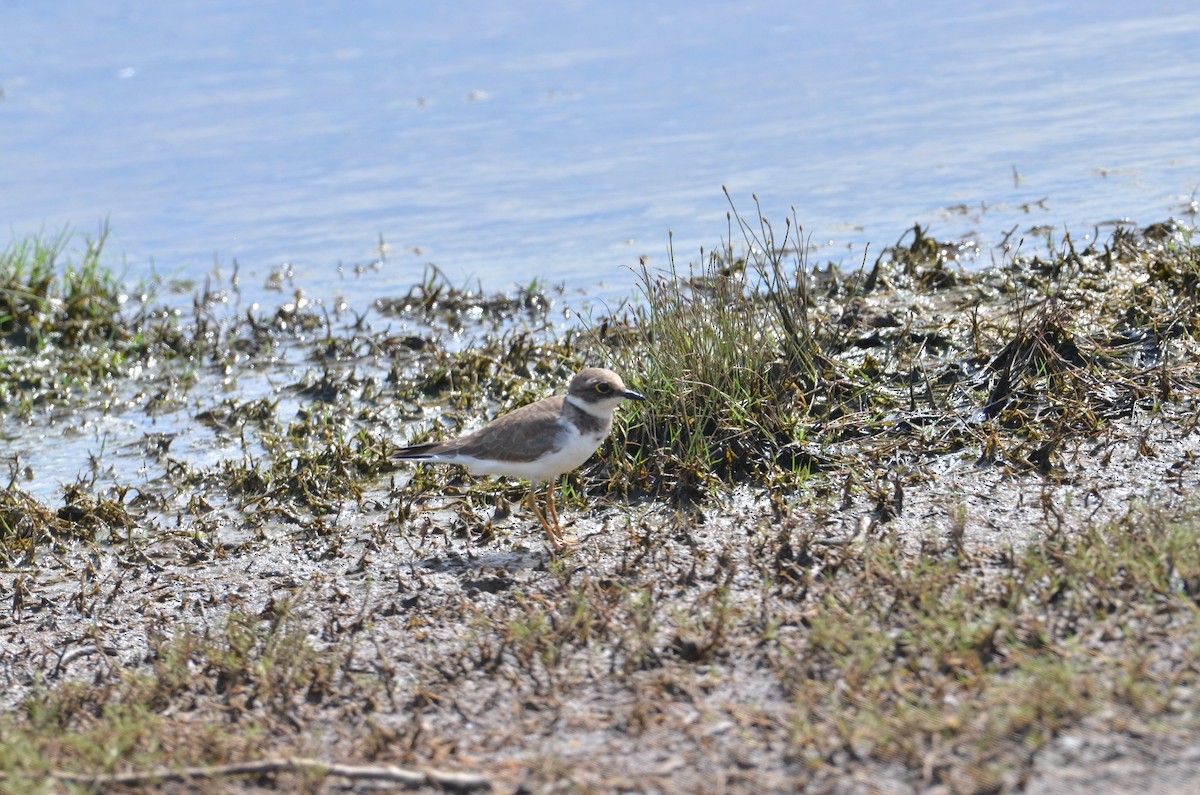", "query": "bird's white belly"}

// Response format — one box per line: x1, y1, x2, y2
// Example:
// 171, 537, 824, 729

458, 427, 604, 482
